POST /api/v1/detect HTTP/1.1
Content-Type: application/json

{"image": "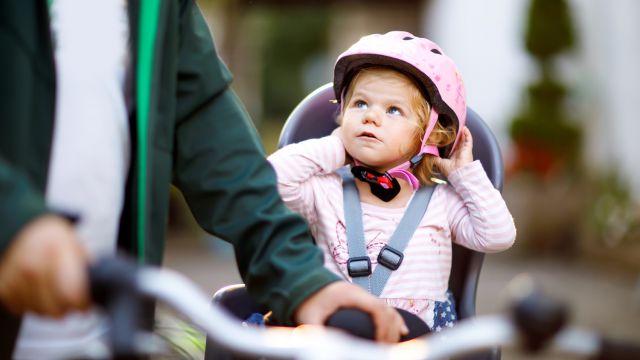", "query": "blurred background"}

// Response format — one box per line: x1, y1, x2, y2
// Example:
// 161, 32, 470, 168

161, 0, 640, 358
